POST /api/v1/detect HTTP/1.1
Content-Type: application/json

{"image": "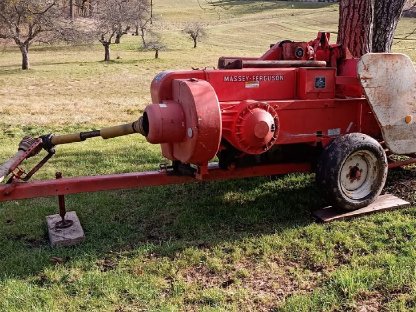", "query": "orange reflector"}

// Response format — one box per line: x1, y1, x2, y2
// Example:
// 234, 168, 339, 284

405, 115, 413, 124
